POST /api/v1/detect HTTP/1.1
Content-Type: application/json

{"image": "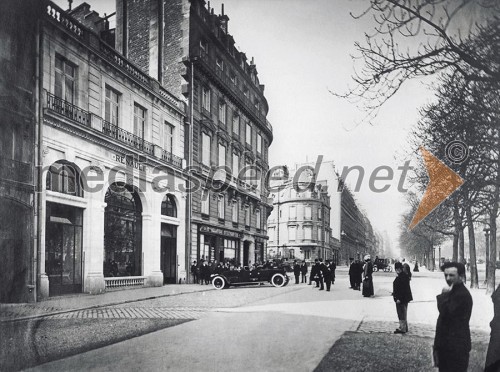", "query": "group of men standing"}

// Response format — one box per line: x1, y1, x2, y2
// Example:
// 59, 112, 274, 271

292, 258, 336, 291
